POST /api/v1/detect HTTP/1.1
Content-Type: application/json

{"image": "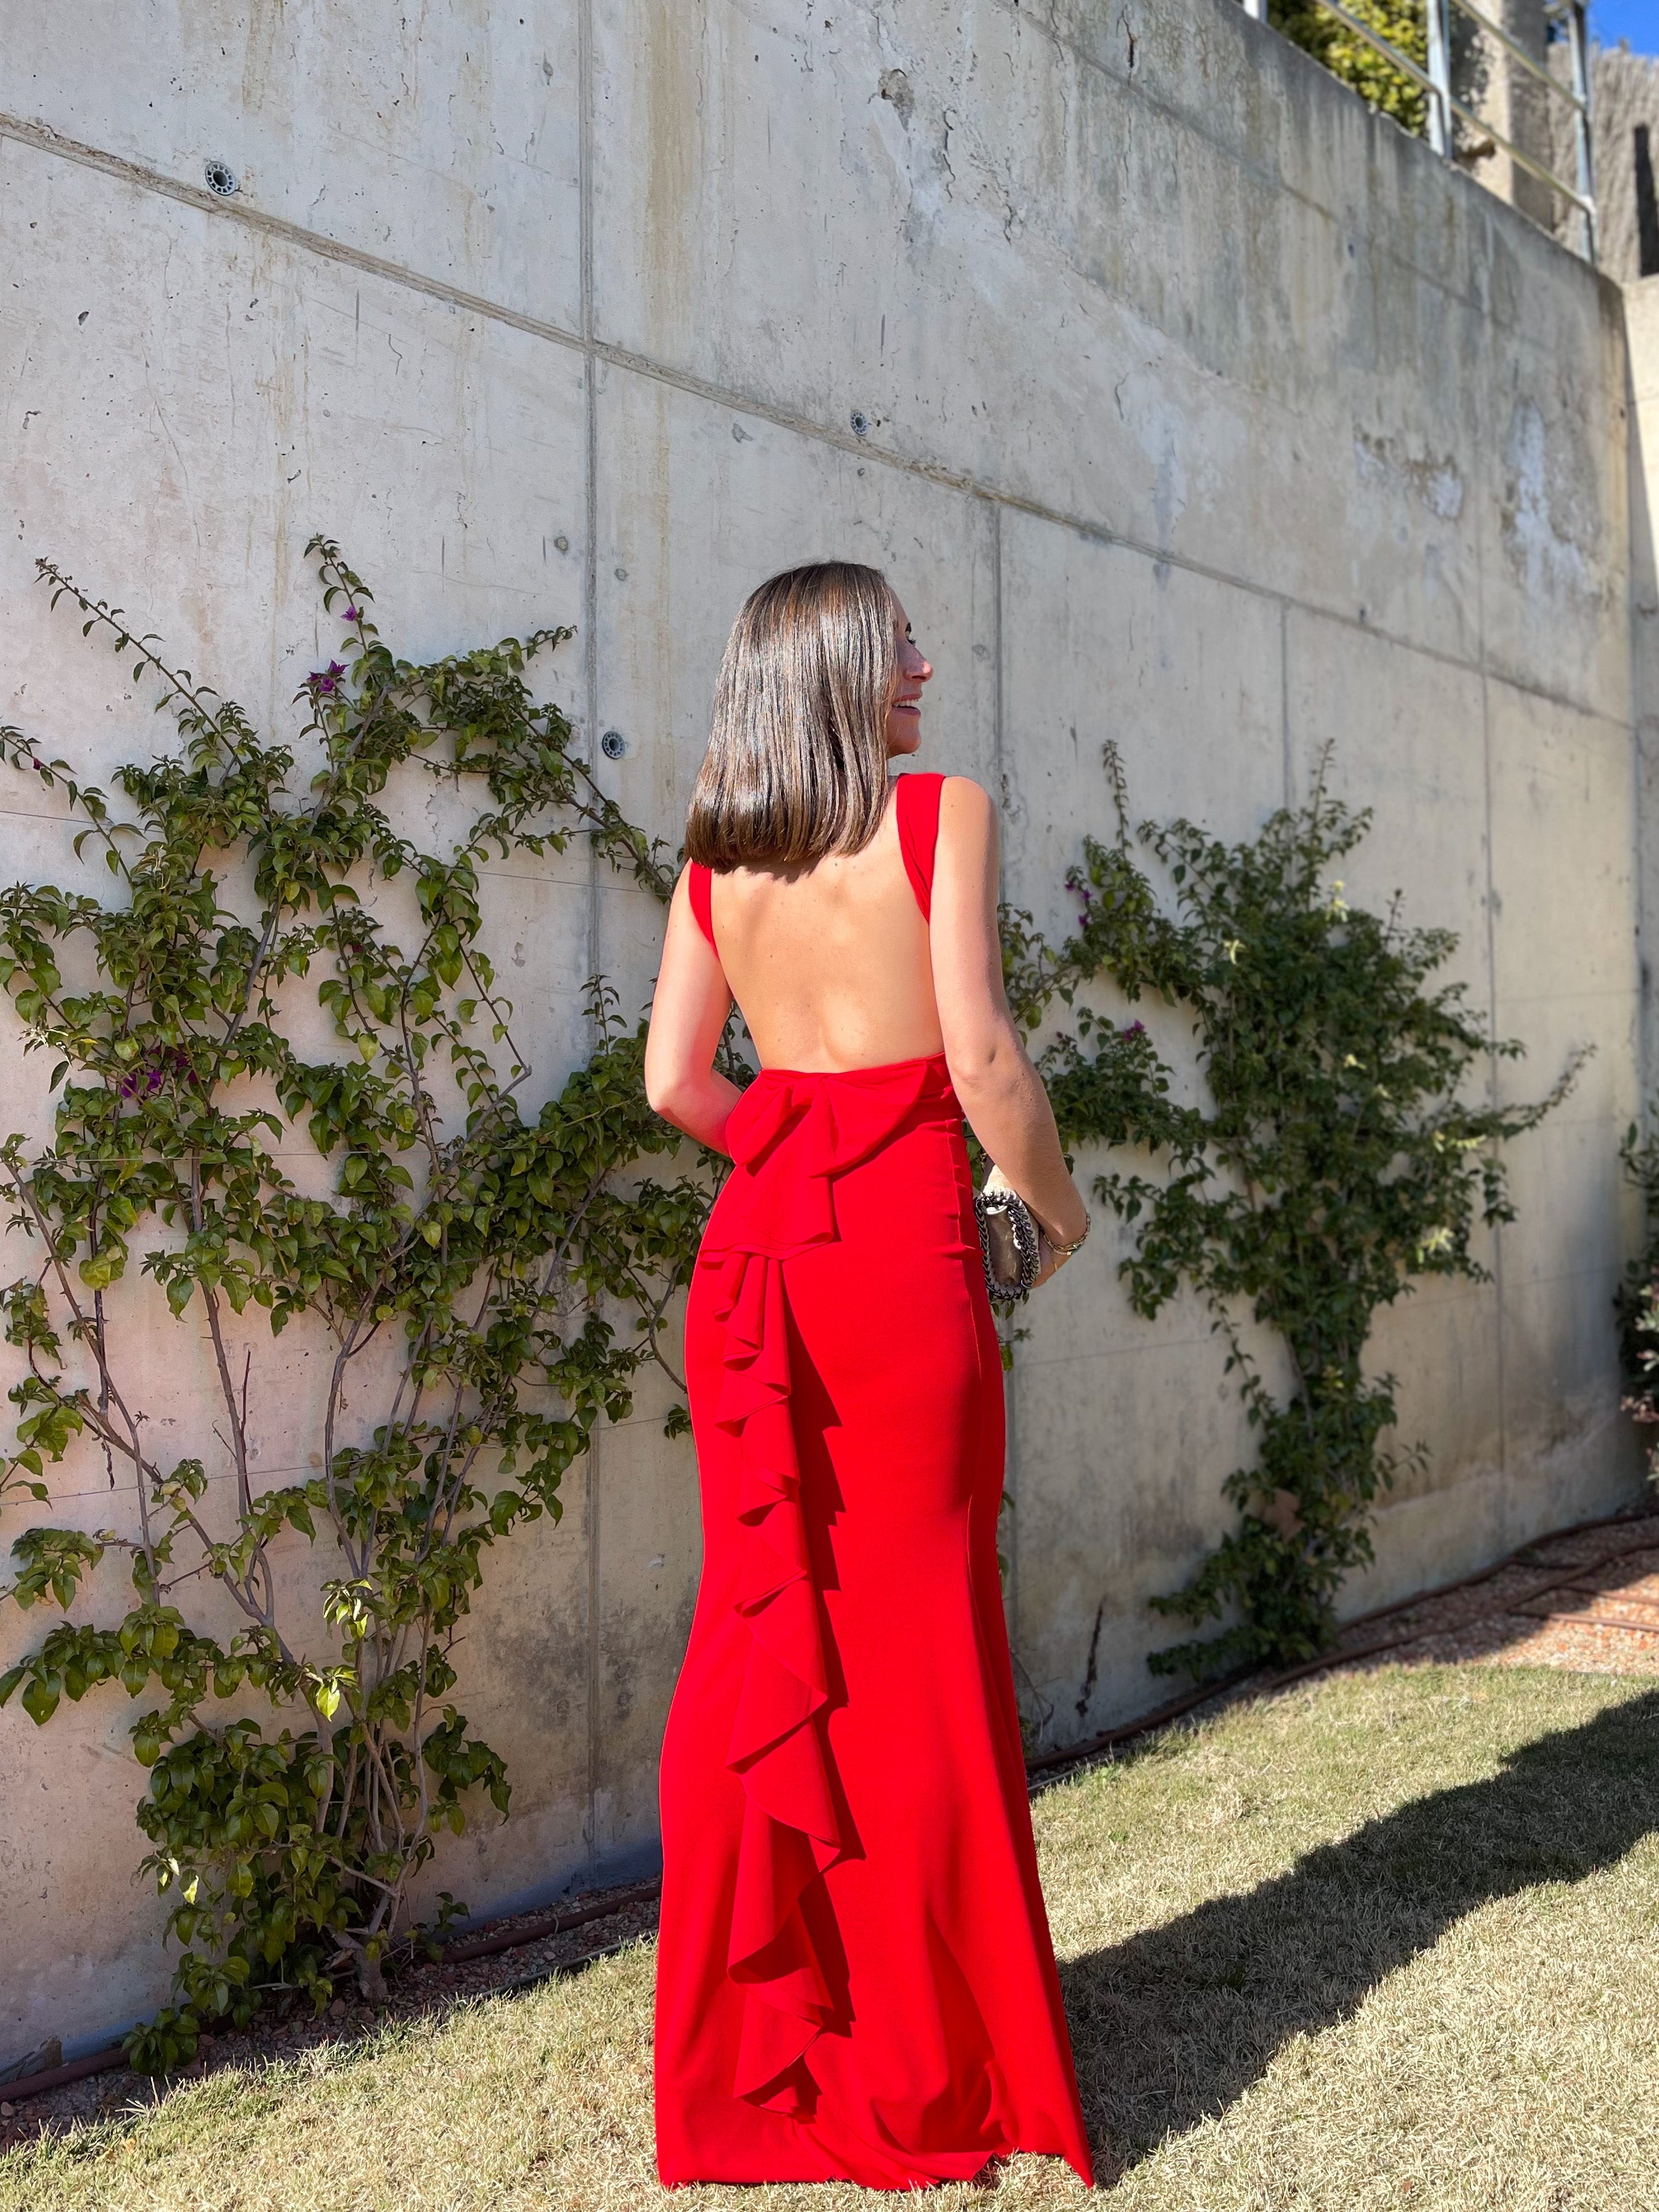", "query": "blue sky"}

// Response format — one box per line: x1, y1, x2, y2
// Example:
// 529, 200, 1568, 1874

1592, 0, 1659, 53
